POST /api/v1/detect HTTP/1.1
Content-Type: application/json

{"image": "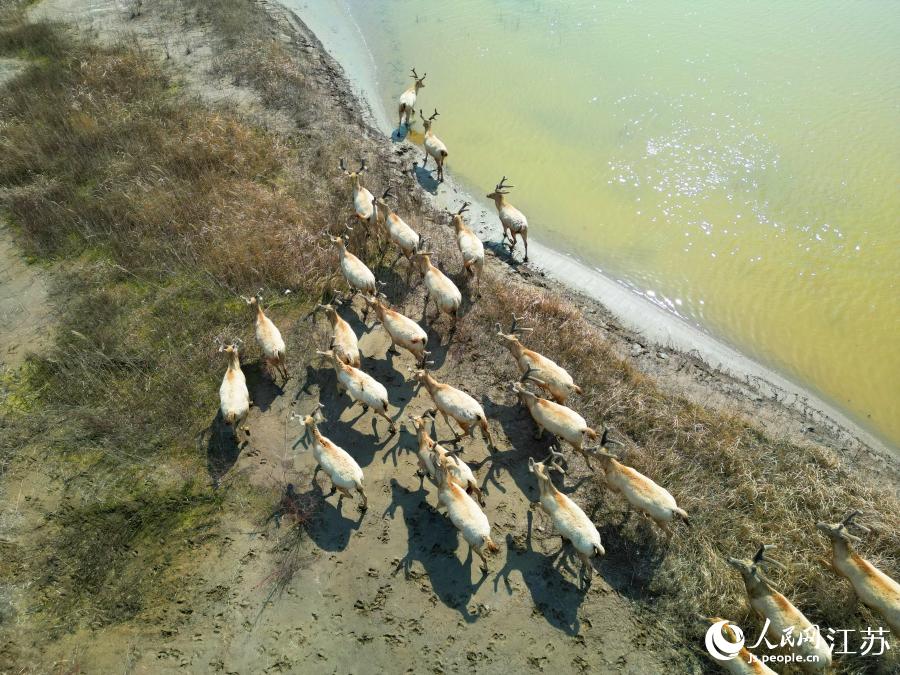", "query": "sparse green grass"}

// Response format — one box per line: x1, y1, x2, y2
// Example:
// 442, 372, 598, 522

0, 6, 897, 674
